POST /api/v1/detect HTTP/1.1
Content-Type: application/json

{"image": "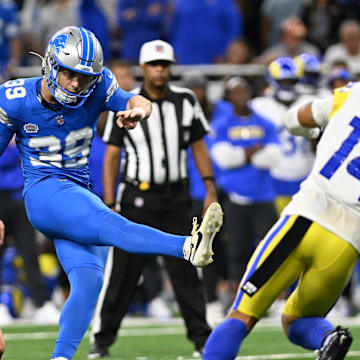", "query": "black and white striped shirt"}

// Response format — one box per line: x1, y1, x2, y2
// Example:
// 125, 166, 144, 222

103, 85, 209, 184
